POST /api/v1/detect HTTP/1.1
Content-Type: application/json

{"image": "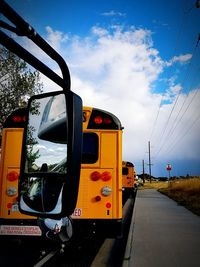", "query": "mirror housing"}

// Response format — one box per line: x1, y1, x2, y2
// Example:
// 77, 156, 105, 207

19, 90, 82, 218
